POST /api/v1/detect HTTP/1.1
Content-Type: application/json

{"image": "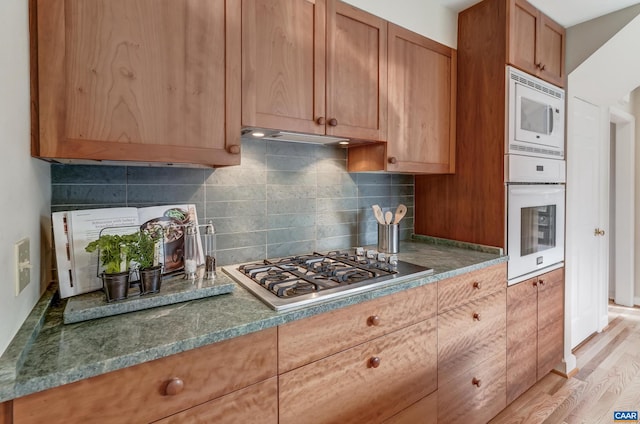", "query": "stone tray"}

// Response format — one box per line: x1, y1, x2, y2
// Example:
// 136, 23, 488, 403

63, 272, 235, 324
